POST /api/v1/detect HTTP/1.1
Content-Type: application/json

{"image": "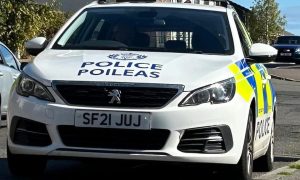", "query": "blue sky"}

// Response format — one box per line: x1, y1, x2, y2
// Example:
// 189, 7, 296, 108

233, 0, 300, 35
